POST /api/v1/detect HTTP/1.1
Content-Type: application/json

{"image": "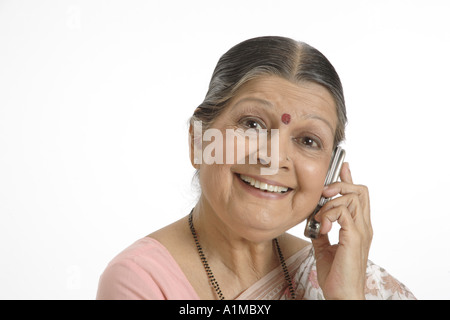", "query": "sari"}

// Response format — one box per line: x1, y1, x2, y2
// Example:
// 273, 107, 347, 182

96, 237, 415, 300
